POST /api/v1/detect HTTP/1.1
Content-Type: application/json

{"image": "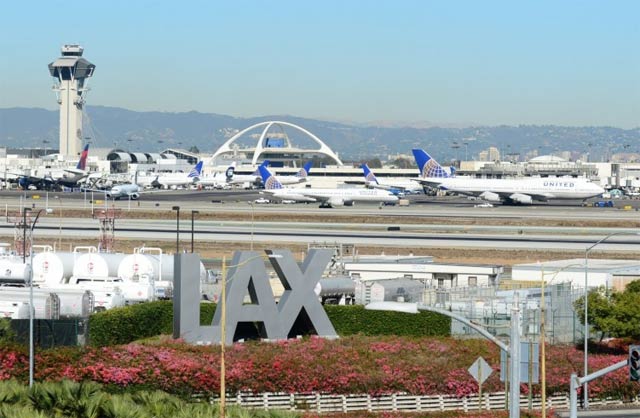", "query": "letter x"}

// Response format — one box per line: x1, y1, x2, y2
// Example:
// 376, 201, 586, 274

267, 249, 338, 339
